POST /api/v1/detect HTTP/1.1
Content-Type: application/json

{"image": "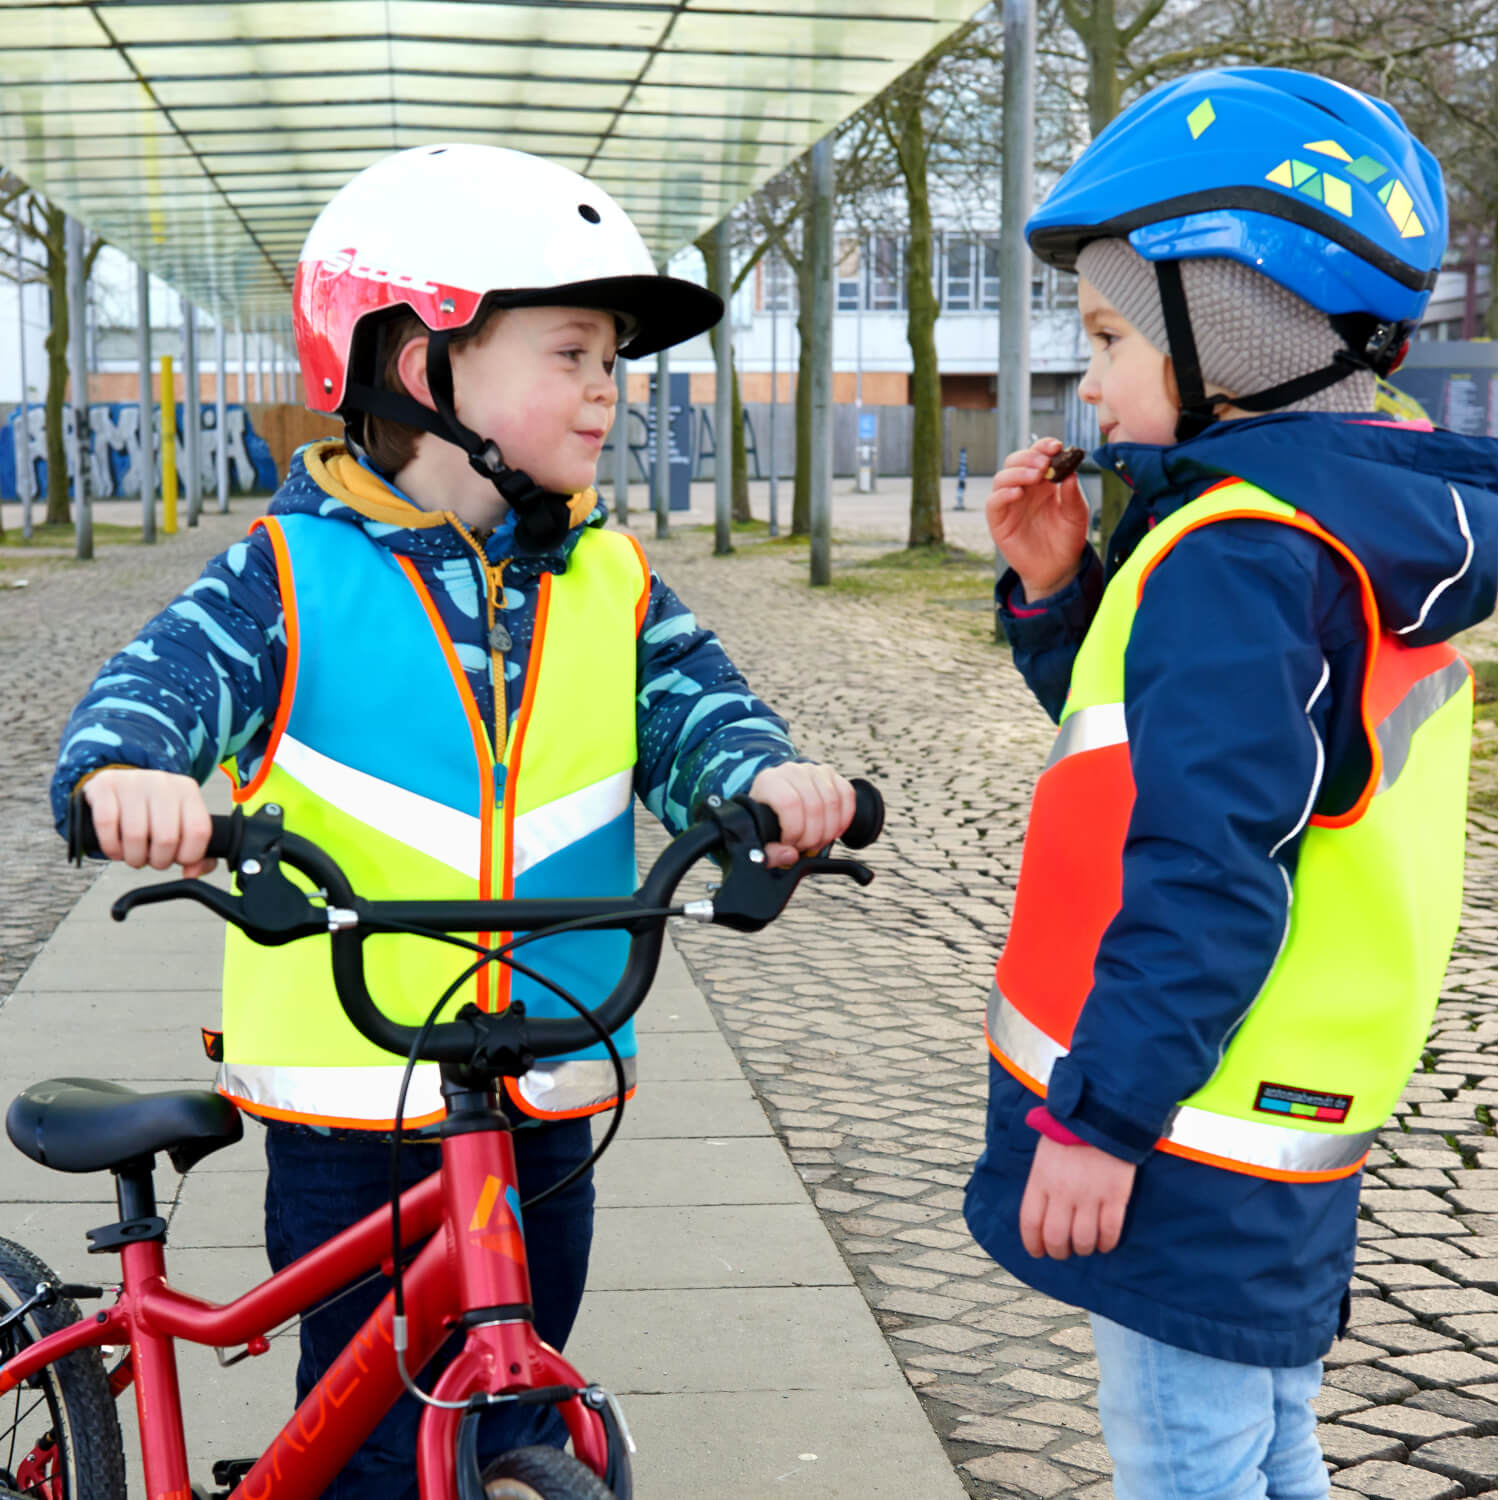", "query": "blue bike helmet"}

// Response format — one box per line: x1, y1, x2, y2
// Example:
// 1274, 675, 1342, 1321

1028, 68, 1448, 438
